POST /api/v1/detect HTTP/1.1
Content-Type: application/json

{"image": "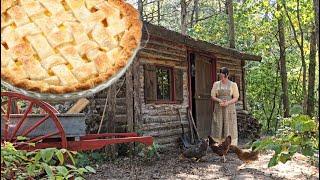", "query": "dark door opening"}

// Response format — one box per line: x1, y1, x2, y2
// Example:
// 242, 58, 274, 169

188, 52, 216, 138
189, 53, 197, 126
